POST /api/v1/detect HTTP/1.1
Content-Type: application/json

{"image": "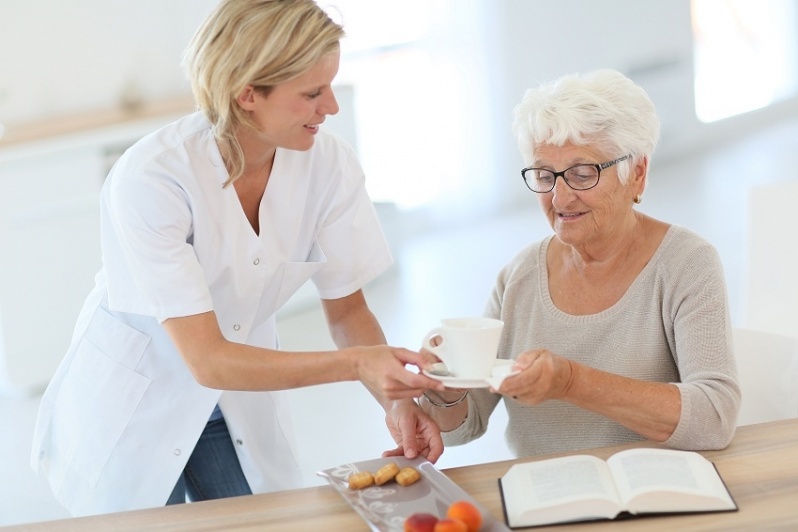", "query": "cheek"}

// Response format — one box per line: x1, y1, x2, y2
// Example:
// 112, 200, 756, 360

537, 195, 553, 214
